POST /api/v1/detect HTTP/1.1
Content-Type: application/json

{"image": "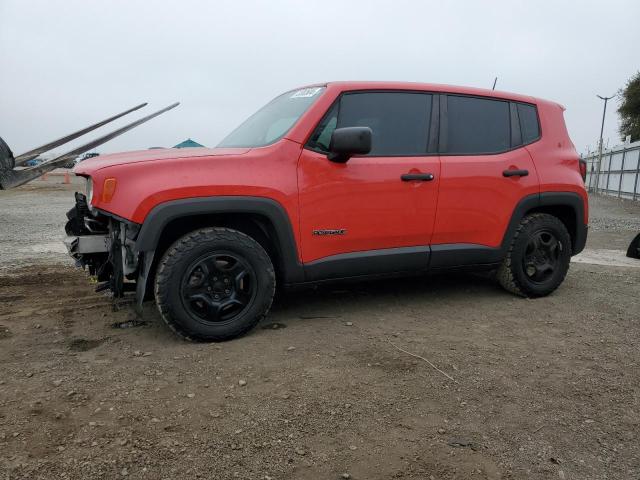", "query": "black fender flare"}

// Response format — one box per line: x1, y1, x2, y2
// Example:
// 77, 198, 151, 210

134, 196, 304, 283
501, 192, 588, 256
